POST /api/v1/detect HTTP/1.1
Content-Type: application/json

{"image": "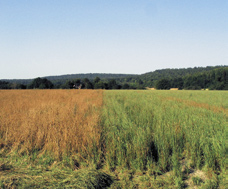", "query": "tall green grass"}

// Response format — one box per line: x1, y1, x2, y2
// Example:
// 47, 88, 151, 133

102, 92, 156, 171
102, 90, 227, 179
